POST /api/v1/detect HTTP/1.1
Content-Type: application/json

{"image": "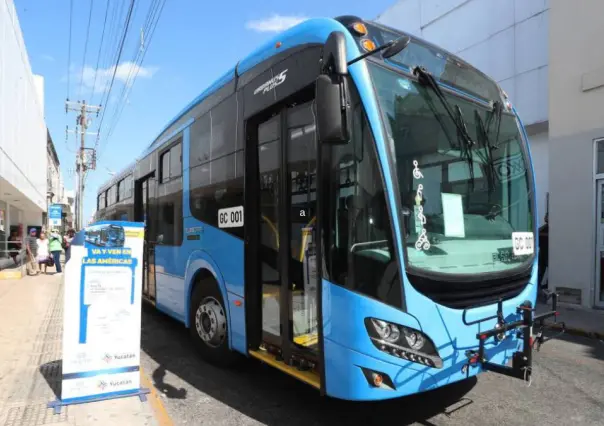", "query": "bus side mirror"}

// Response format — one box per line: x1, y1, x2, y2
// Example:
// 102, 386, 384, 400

316, 31, 350, 145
